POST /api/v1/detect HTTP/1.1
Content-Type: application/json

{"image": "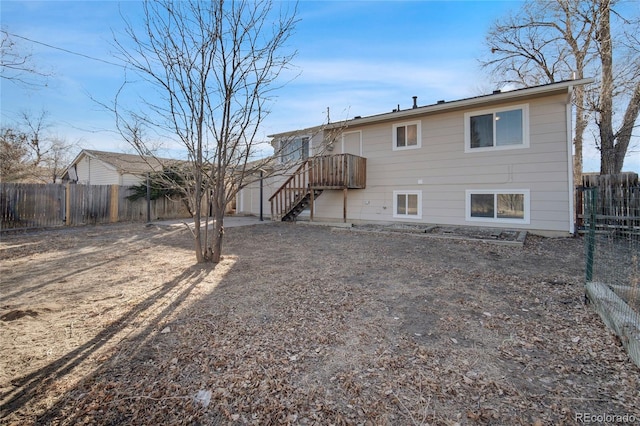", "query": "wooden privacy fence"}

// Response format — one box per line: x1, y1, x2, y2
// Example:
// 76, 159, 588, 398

1, 183, 191, 231
576, 172, 640, 234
